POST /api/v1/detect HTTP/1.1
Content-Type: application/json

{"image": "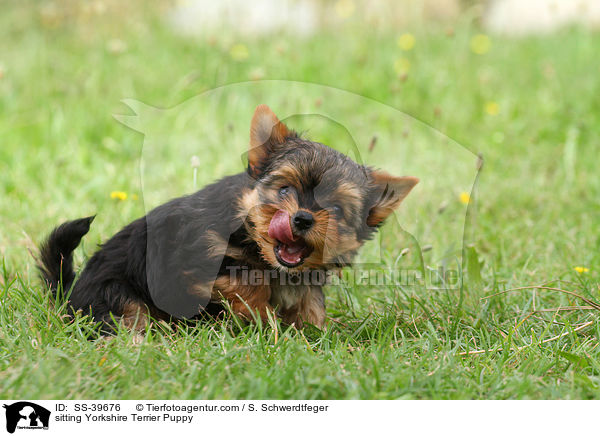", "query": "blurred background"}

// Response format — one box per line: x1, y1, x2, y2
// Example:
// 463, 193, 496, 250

0, 0, 598, 283
2, 0, 599, 400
